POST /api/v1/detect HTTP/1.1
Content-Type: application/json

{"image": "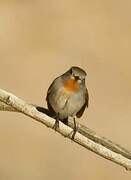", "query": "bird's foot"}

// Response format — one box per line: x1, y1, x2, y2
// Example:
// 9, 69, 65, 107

67, 117, 78, 140
53, 113, 60, 130
53, 119, 59, 130
68, 126, 78, 140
